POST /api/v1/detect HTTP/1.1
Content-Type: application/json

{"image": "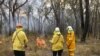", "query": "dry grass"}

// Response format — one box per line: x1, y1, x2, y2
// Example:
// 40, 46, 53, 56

0, 35, 100, 56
